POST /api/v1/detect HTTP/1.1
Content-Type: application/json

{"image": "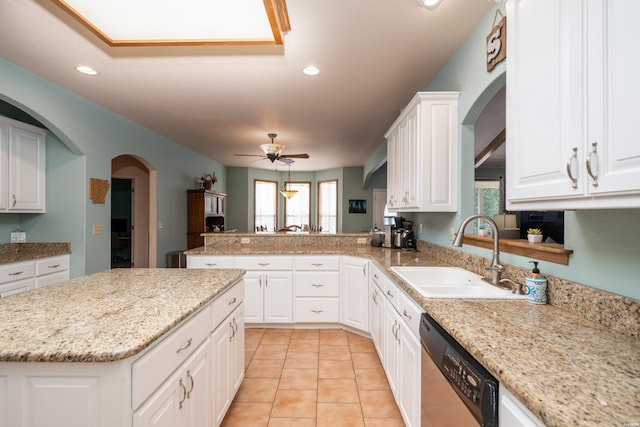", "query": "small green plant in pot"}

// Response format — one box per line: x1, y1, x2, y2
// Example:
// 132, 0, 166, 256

527, 228, 543, 243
